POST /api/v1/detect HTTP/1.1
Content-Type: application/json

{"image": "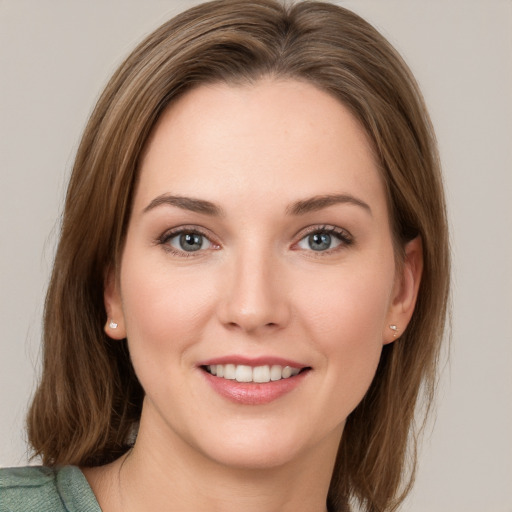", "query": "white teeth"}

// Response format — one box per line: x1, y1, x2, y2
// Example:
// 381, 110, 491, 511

270, 365, 282, 381
205, 364, 302, 383
253, 365, 271, 383
282, 366, 293, 379
224, 364, 236, 380
235, 365, 253, 382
